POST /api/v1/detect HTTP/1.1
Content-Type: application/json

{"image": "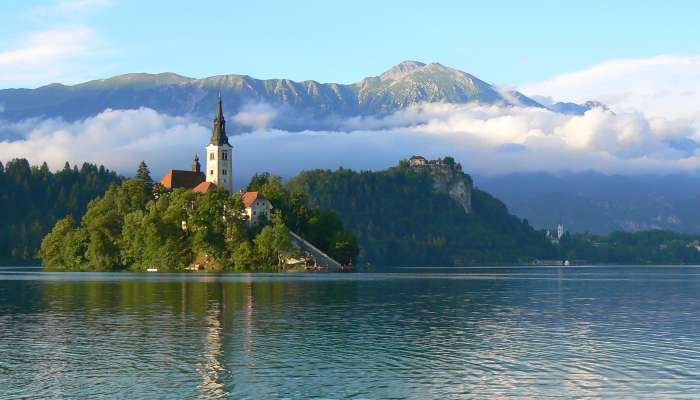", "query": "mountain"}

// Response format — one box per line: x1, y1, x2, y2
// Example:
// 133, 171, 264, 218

476, 171, 700, 234
0, 61, 543, 130
548, 100, 610, 115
